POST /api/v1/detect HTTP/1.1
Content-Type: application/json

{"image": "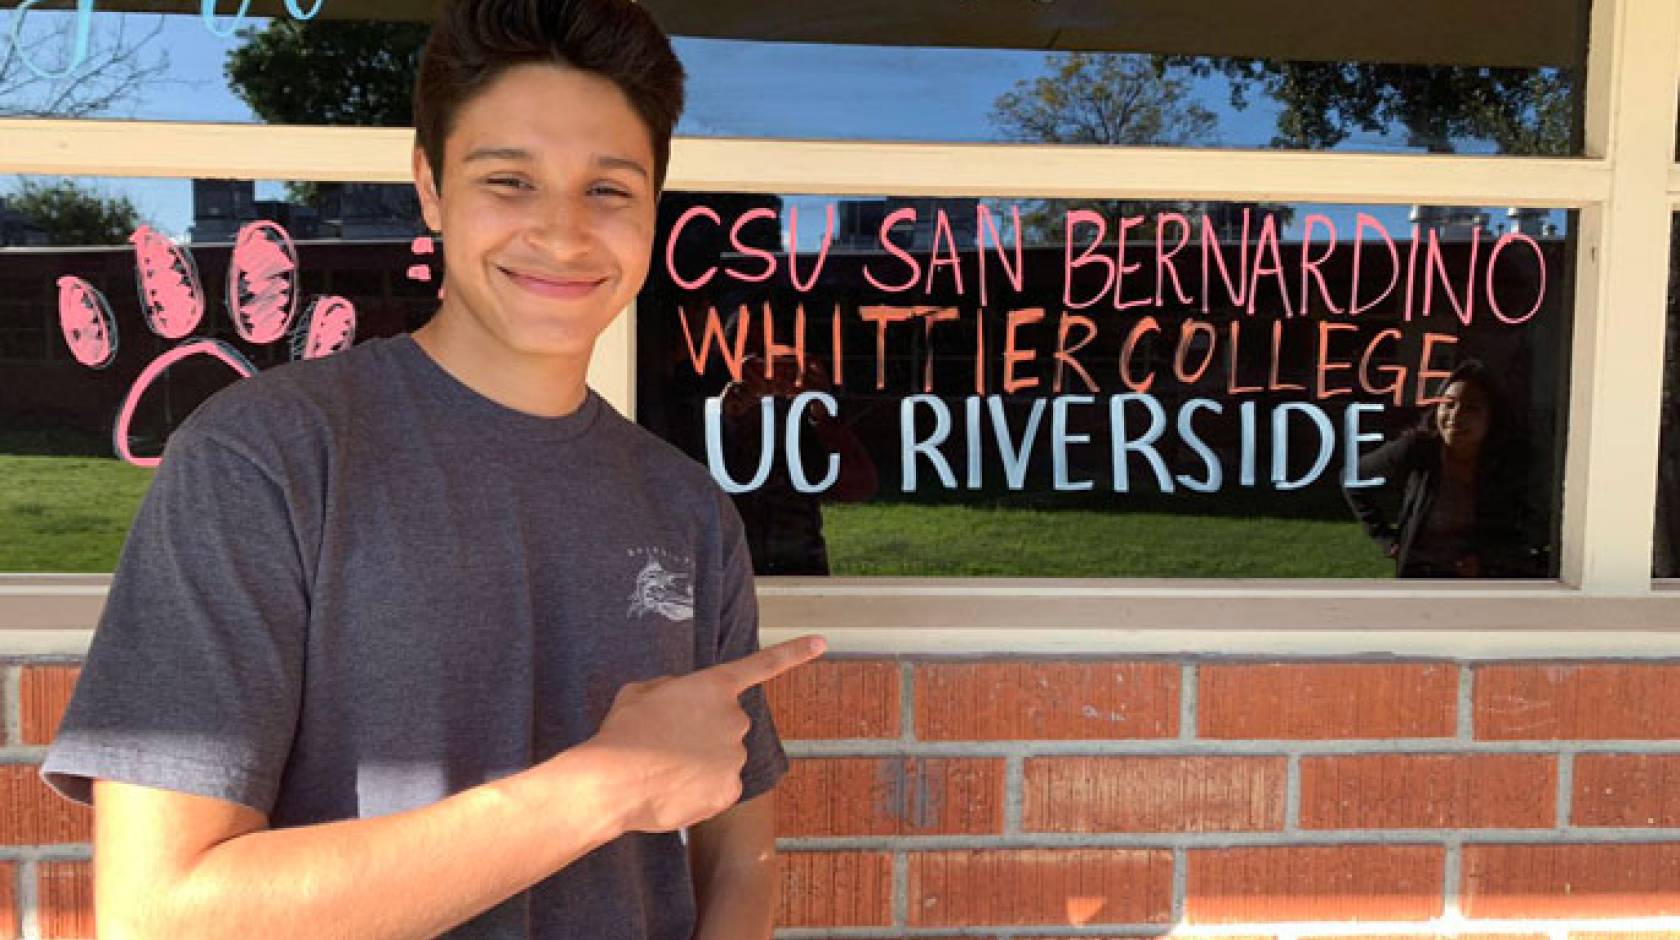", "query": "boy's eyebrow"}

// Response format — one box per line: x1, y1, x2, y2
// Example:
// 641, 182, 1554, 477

461, 147, 650, 180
